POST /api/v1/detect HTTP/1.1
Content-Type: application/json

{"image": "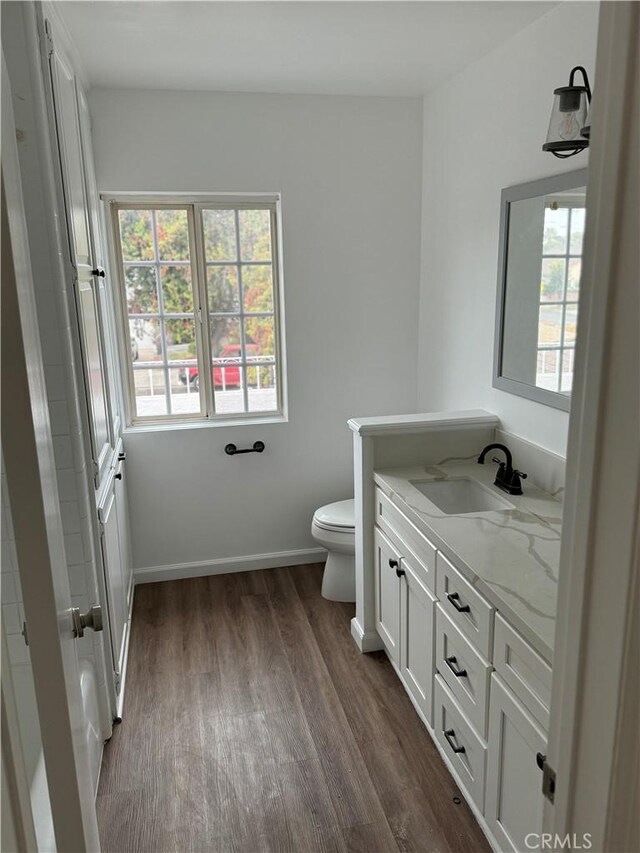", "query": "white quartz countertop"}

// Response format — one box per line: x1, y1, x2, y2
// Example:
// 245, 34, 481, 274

374, 458, 563, 663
